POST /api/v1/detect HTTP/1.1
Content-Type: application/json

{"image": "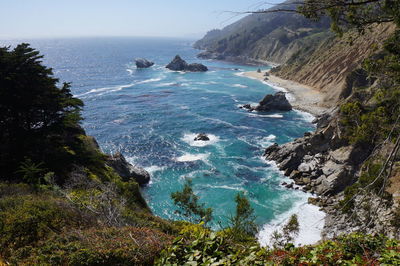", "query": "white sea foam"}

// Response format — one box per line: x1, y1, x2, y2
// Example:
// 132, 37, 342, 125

126, 68, 133, 75
257, 134, 276, 147
76, 83, 135, 97
232, 83, 248, 88
246, 113, 283, 118
257, 199, 326, 247
182, 133, 220, 147
234, 72, 246, 77
145, 165, 166, 175
294, 109, 315, 123
136, 77, 163, 84
175, 153, 209, 162
76, 77, 163, 97
203, 184, 244, 192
